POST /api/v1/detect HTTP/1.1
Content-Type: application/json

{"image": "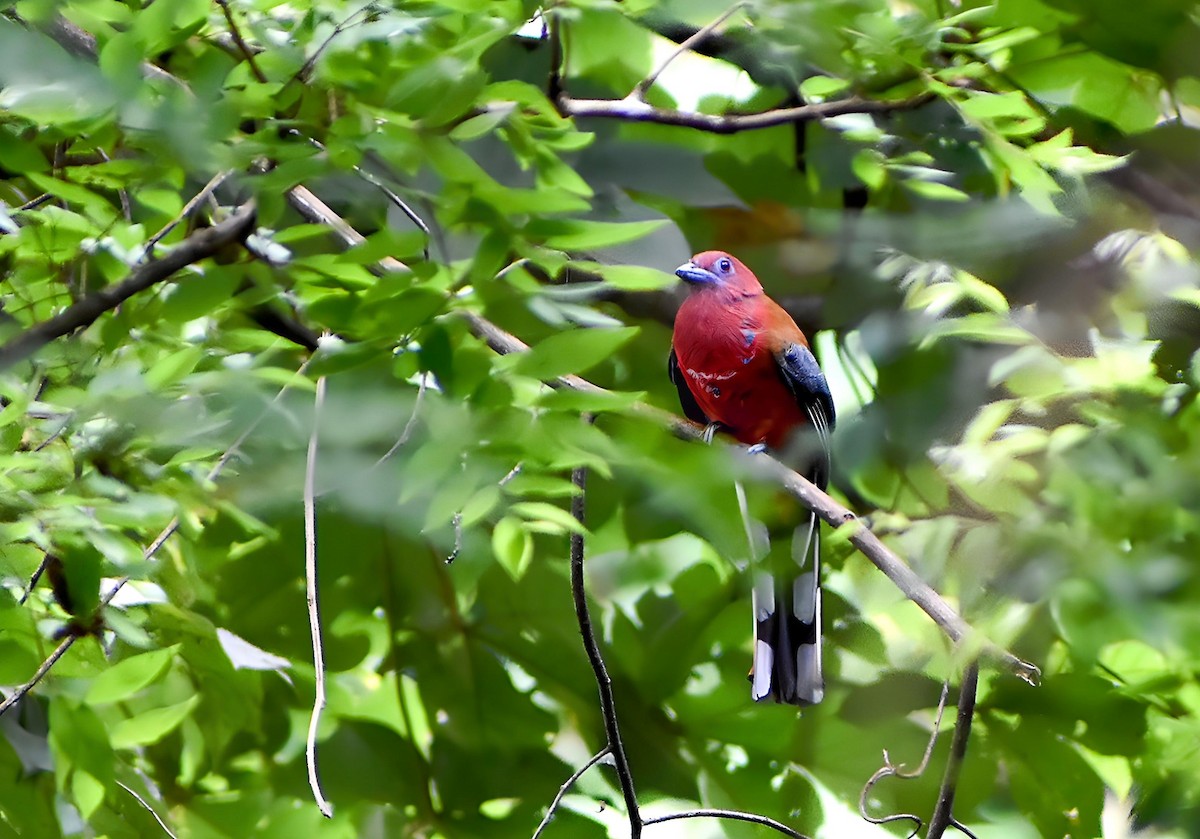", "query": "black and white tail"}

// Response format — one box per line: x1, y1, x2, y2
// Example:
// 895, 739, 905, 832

751, 510, 823, 705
